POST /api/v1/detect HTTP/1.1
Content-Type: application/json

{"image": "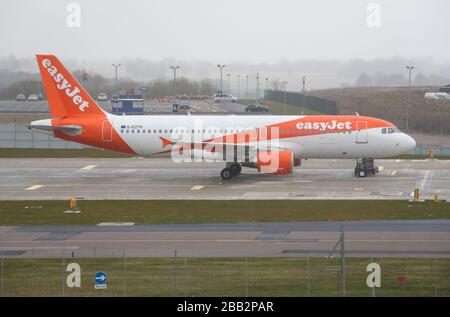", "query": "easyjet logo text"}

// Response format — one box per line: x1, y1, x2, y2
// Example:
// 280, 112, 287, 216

295, 120, 352, 131
41, 58, 89, 112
